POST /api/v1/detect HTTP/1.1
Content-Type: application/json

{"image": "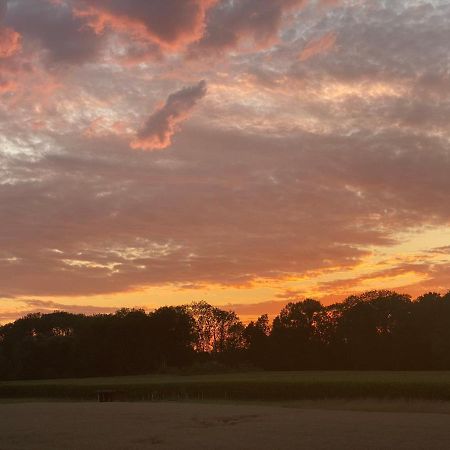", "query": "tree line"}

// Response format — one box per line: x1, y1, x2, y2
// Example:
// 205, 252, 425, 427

1, 290, 450, 380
